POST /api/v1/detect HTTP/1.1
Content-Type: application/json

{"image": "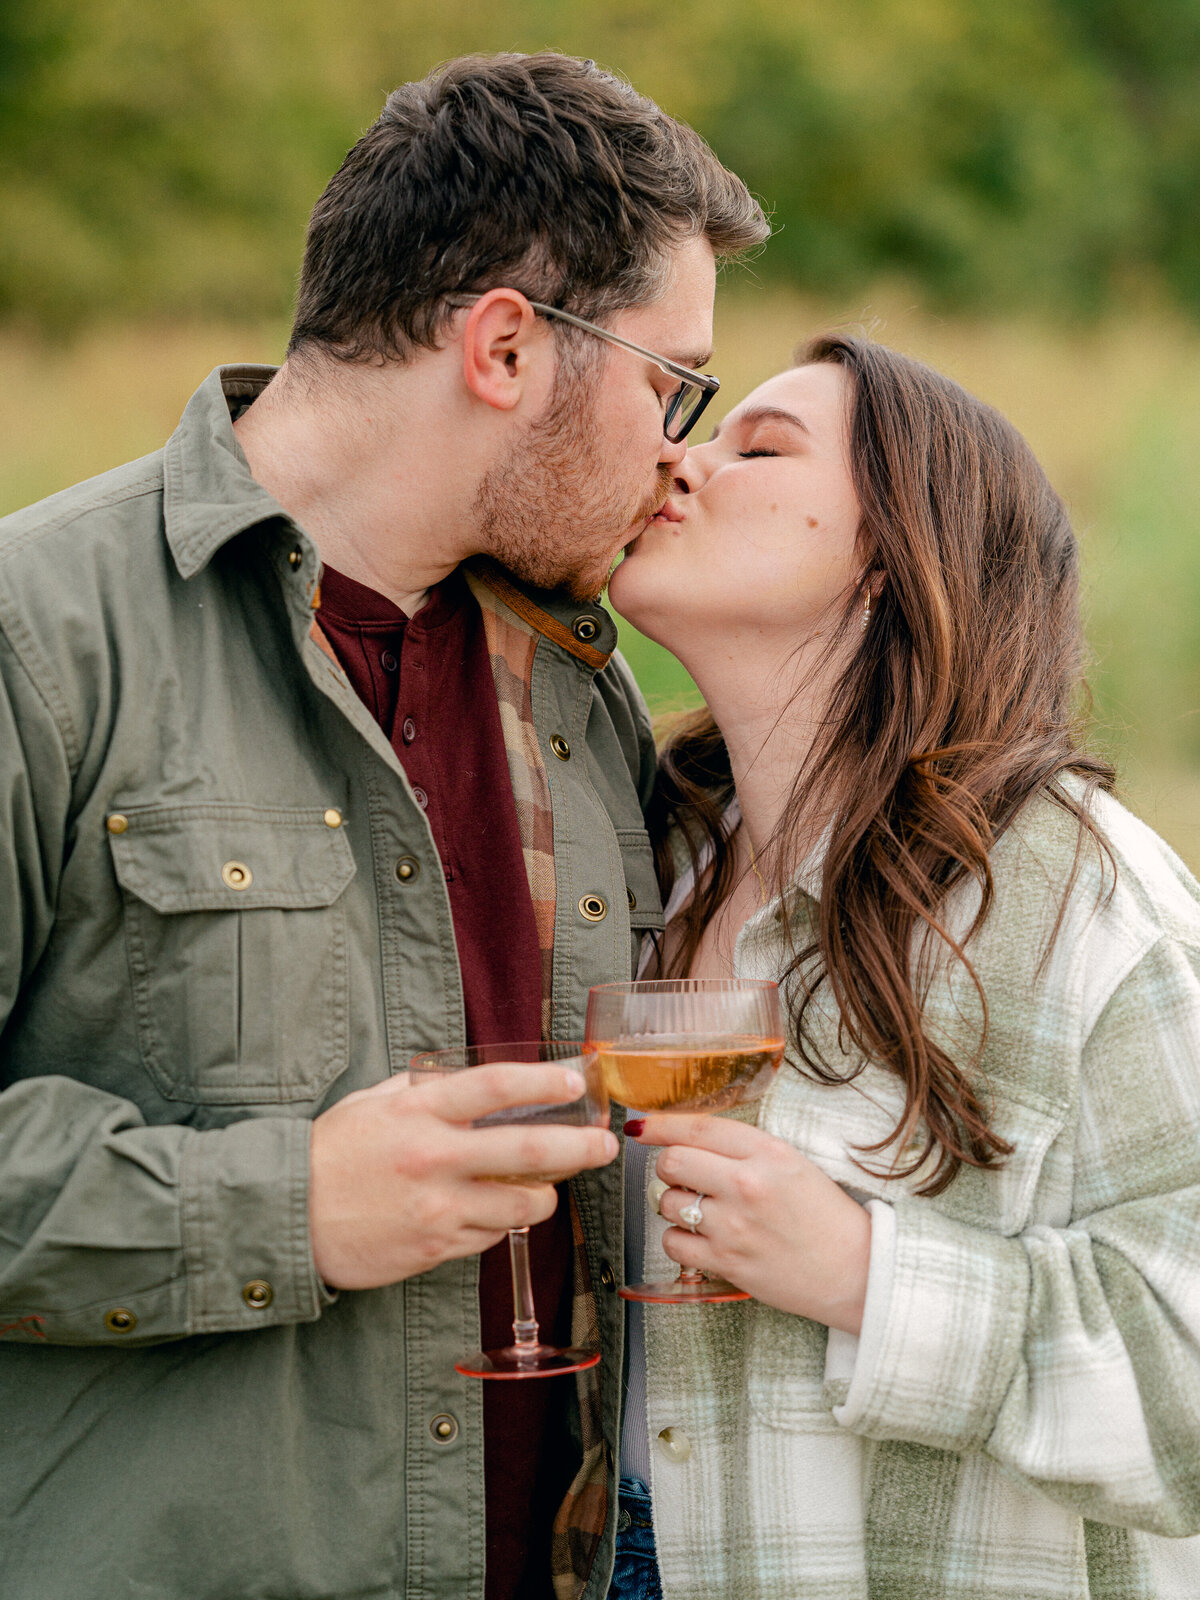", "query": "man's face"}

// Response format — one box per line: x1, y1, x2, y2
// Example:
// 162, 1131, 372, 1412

474, 236, 717, 601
